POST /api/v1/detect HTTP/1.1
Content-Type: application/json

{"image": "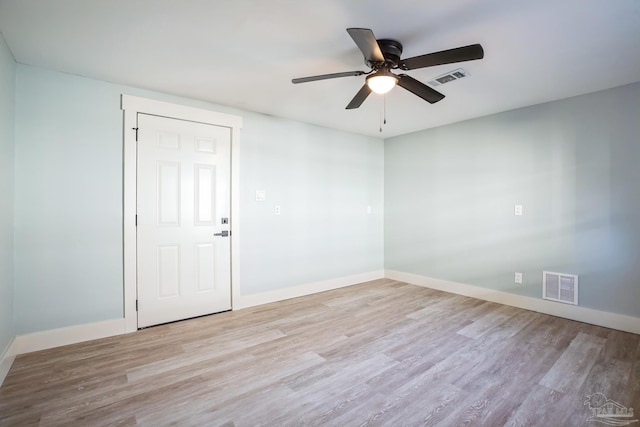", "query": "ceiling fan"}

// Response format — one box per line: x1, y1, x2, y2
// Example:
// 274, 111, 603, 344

292, 28, 484, 109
